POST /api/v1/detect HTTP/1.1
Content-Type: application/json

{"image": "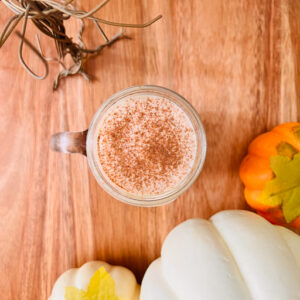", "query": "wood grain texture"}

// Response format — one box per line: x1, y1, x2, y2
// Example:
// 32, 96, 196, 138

0, 0, 299, 299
